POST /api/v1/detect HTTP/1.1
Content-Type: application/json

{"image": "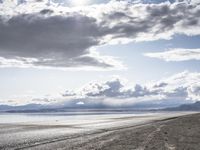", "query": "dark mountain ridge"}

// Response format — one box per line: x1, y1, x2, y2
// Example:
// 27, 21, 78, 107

164, 101, 200, 111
